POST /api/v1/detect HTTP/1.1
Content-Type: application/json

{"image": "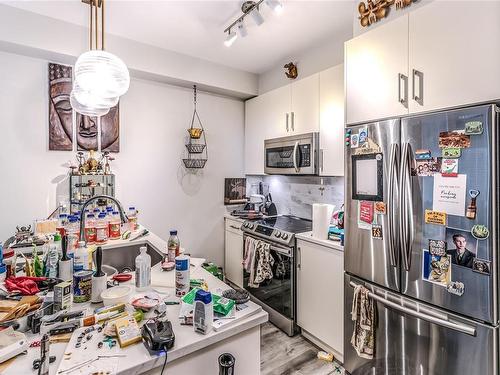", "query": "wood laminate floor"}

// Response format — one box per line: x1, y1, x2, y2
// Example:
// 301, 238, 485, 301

260, 322, 345, 375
